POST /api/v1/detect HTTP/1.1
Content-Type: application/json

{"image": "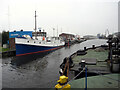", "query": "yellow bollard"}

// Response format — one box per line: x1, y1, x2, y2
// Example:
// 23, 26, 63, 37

55, 75, 71, 90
